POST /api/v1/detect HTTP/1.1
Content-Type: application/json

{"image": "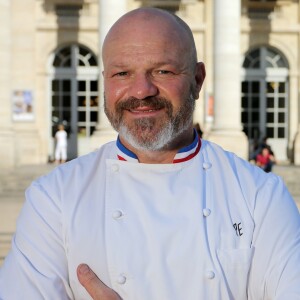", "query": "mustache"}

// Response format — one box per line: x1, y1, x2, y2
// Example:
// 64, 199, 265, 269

115, 97, 172, 111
